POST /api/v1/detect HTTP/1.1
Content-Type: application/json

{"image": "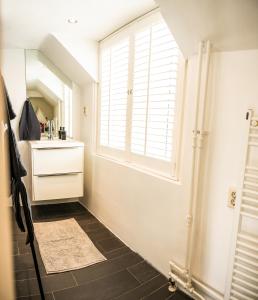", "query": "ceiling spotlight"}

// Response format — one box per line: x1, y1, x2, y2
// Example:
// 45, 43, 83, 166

67, 18, 78, 24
